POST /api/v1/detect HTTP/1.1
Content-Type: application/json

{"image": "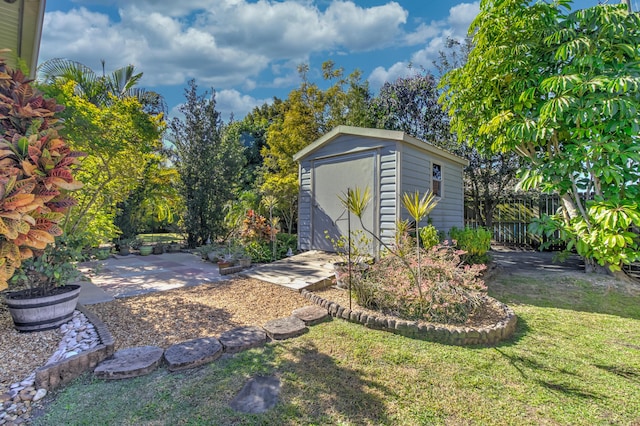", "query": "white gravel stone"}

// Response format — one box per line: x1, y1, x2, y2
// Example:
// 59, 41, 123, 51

0, 311, 100, 425
33, 389, 47, 402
